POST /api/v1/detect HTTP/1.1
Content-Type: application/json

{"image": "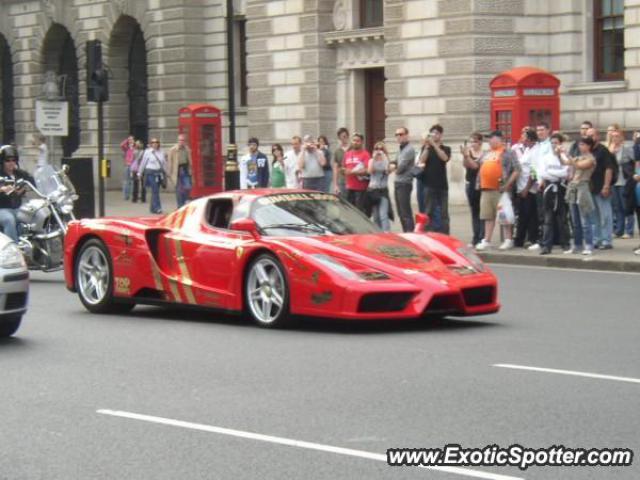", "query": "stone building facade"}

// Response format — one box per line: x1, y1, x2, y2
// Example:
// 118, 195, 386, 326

1, 0, 639, 202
